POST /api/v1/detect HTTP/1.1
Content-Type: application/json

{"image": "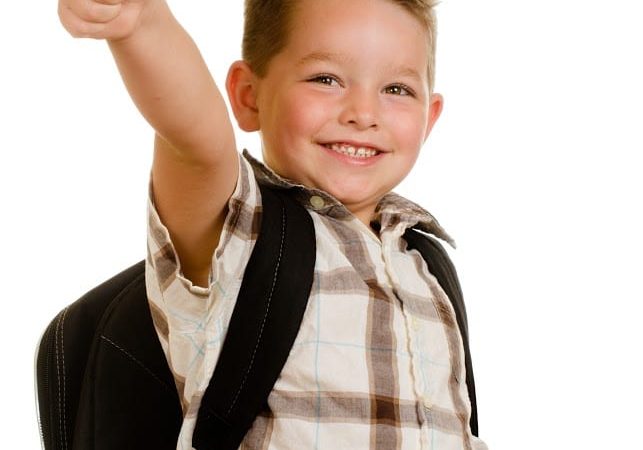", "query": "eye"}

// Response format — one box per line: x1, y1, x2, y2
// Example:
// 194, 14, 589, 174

384, 84, 414, 97
308, 74, 341, 87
